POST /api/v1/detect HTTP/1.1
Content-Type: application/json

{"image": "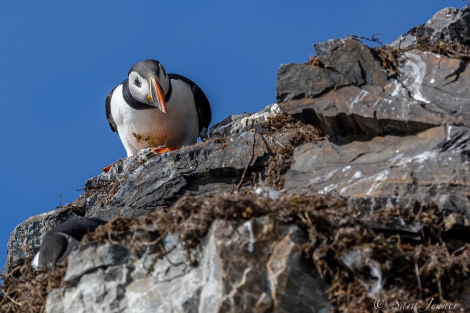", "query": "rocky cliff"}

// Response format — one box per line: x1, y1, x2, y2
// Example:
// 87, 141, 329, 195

3, 6, 470, 313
